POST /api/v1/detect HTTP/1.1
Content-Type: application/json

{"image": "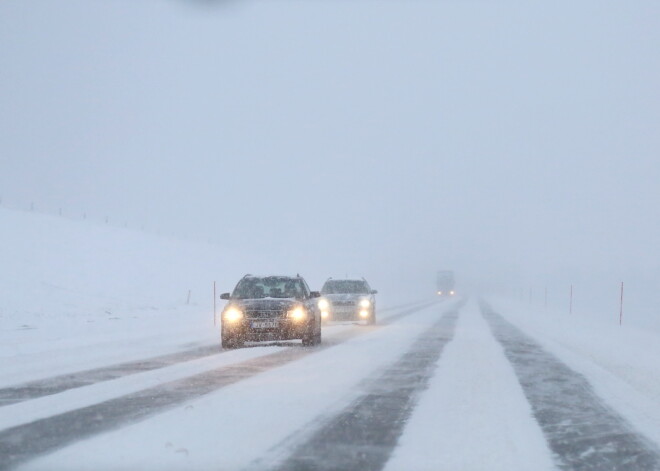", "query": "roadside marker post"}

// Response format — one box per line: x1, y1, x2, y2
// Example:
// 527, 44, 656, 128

619, 282, 624, 326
